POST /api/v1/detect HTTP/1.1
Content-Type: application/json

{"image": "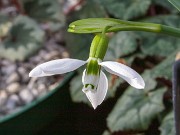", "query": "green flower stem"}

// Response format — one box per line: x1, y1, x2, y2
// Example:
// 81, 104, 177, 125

68, 18, 180, 38
108, 24, 180, 37
161, 25, 180, 37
